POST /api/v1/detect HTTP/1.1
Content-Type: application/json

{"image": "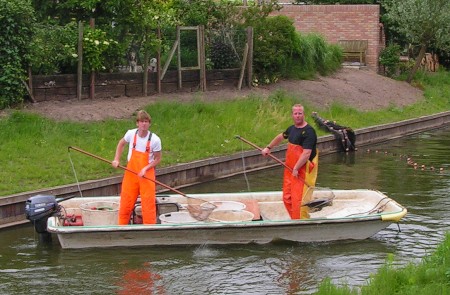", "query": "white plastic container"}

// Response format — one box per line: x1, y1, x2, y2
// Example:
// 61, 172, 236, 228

159, 211, 199, 224
208, 210, 254, 223
201, 201, 246, 211
79, 201, 119, 226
